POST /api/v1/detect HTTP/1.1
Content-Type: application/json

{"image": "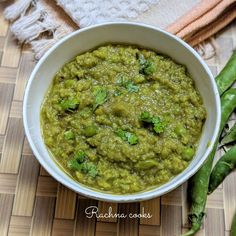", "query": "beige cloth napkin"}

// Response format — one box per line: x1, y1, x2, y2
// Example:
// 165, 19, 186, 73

167, 0, 236, 46
3, 0, 236, 59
